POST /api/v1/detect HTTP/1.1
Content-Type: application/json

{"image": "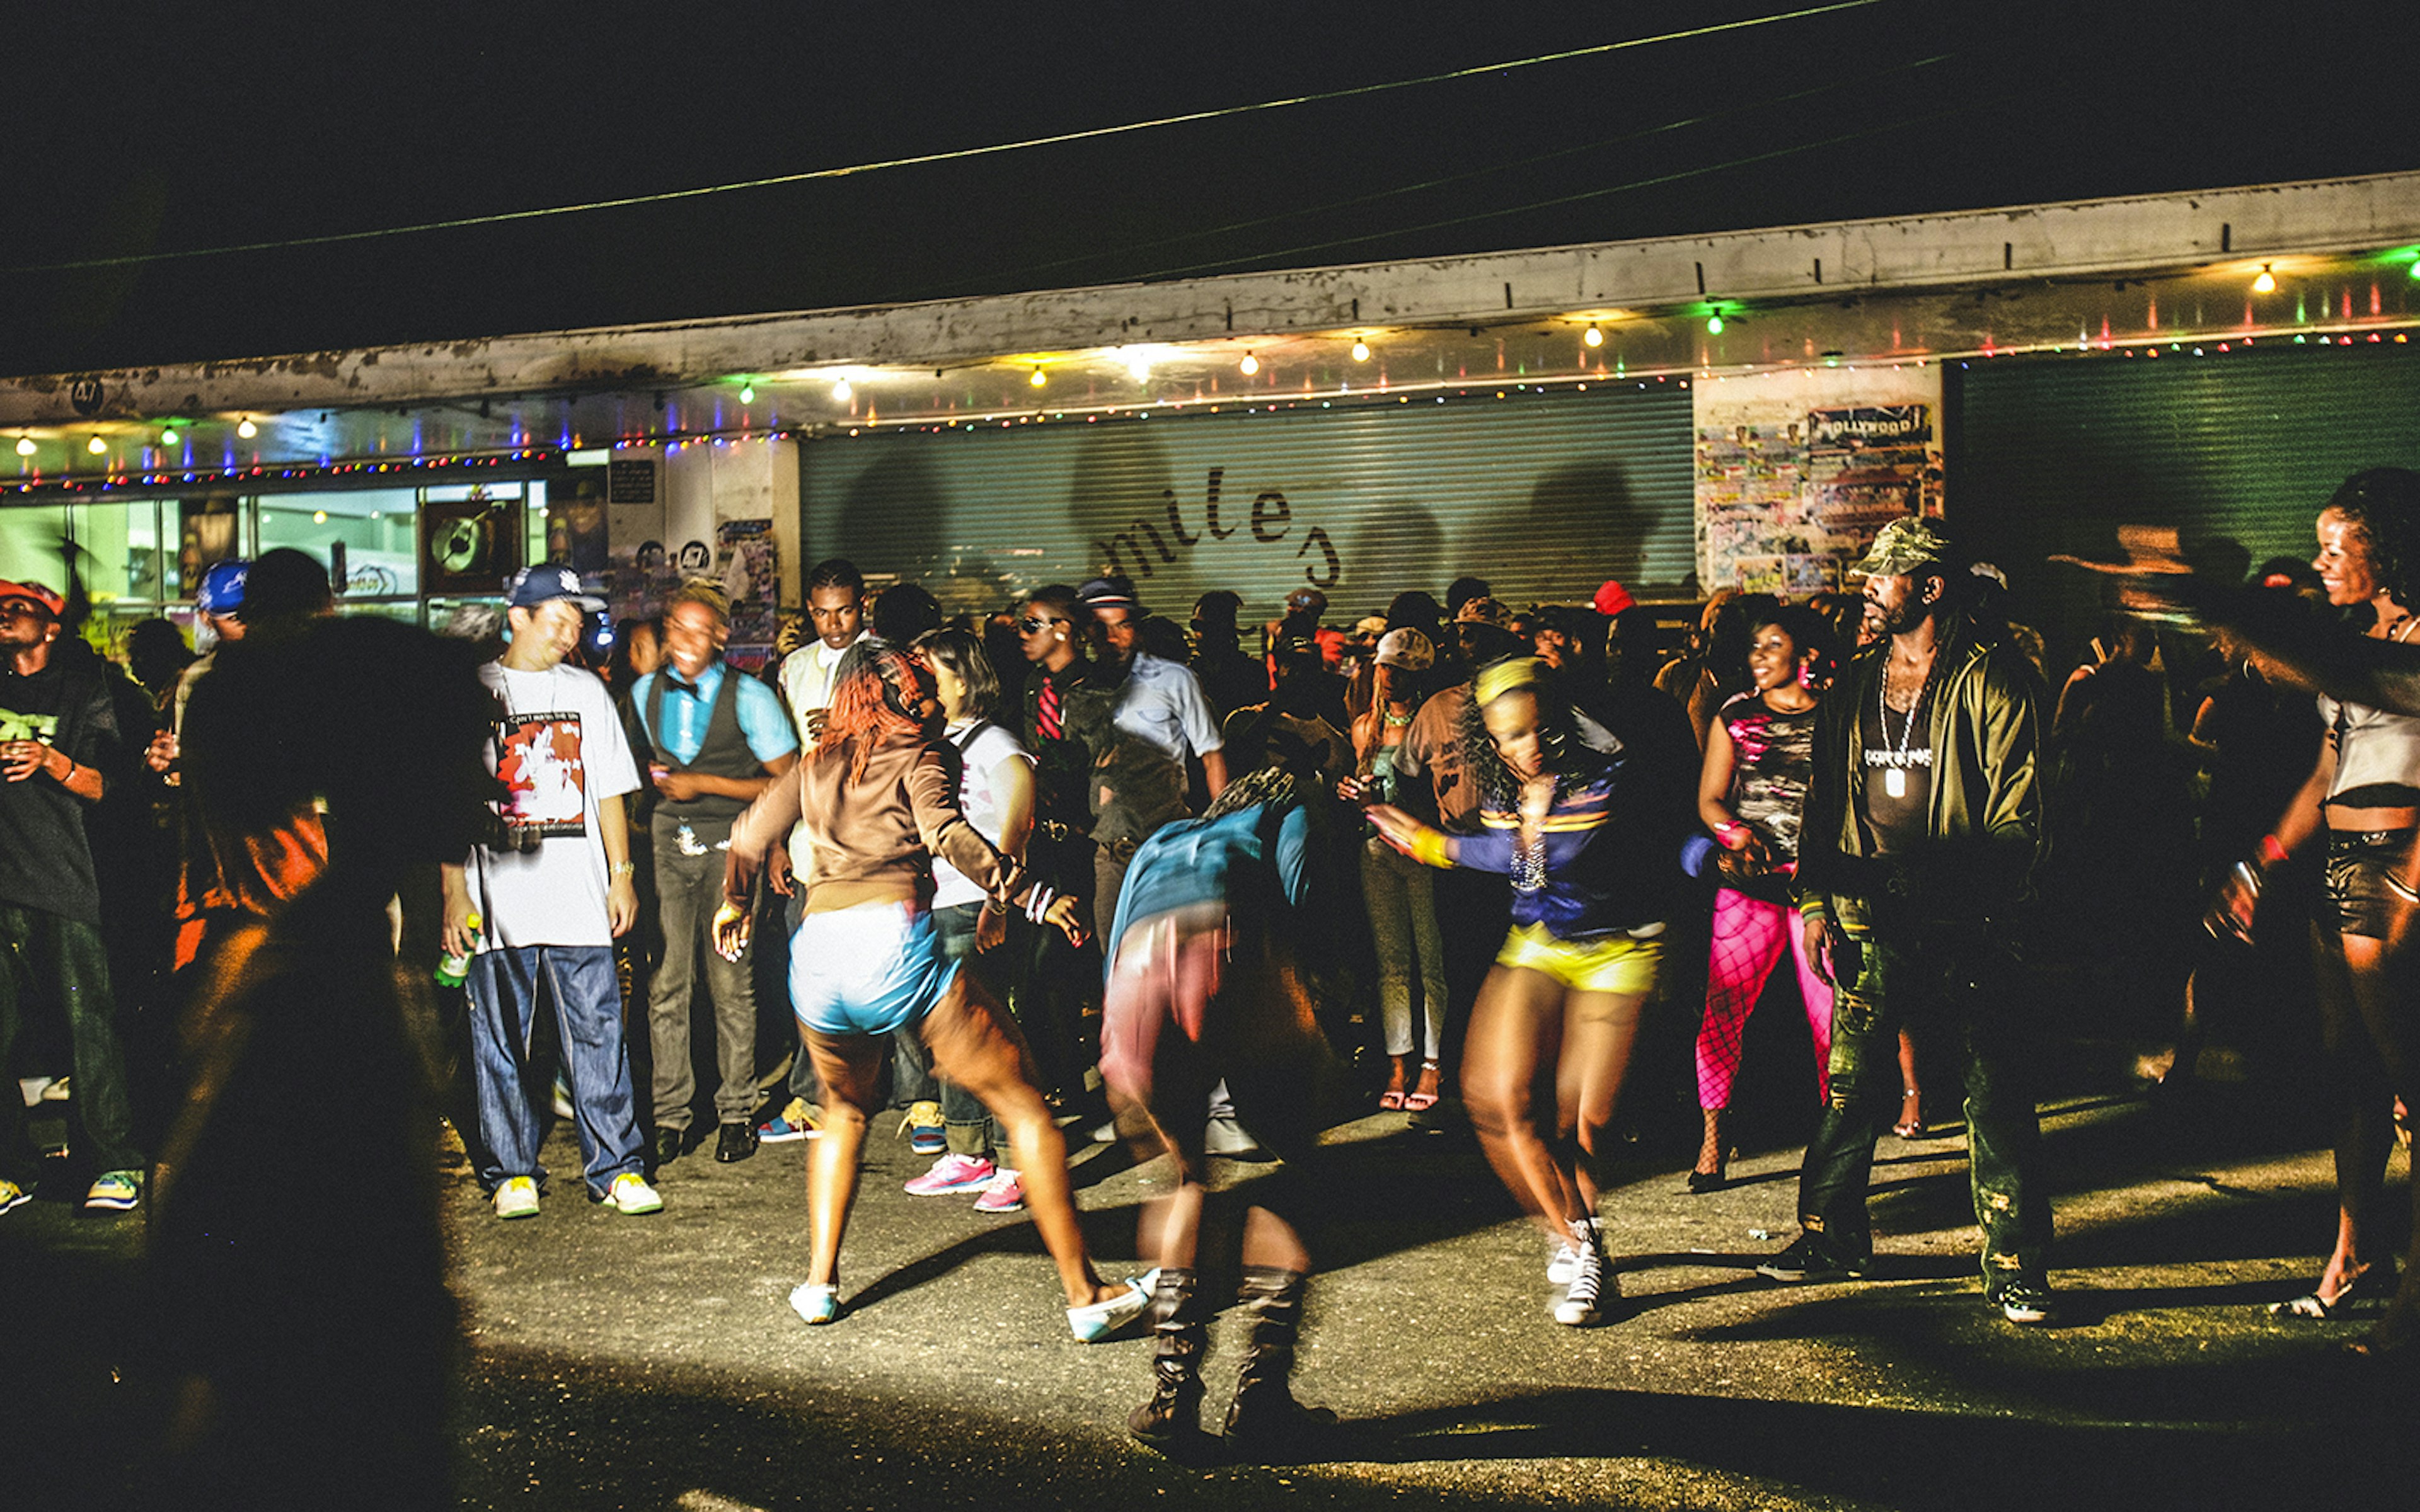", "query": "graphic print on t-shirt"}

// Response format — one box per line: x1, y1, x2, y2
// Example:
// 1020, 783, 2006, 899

494, 710, 589, 839
0, 707, 58, 743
